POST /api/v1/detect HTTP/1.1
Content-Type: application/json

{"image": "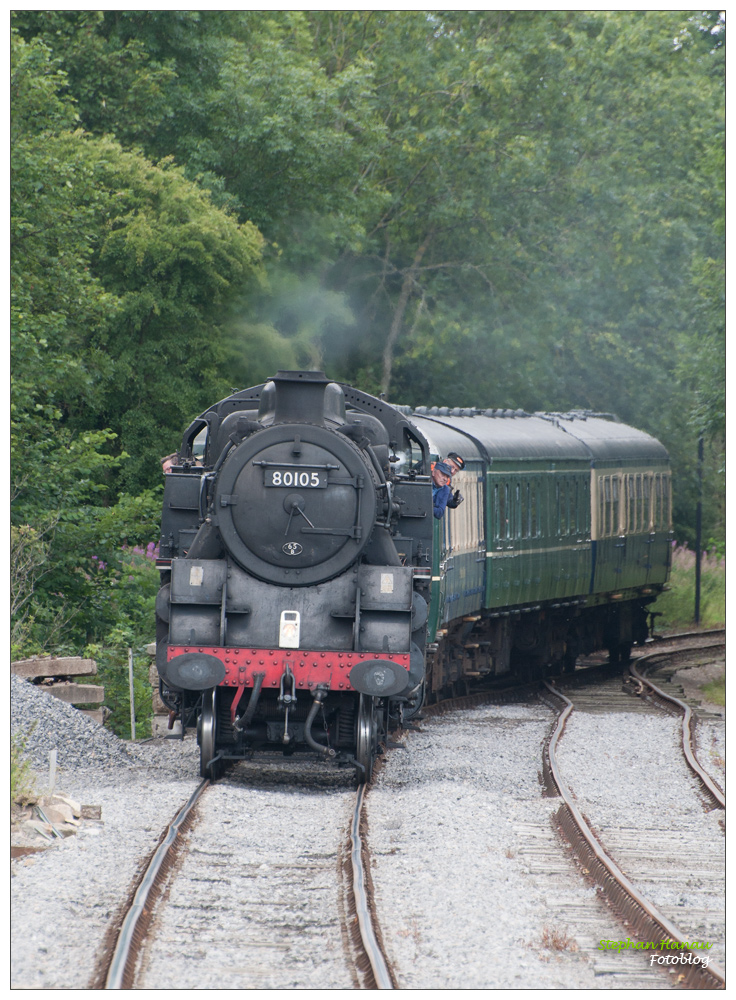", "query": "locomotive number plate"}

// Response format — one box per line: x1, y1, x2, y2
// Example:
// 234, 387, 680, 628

265, 468, 327, 488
